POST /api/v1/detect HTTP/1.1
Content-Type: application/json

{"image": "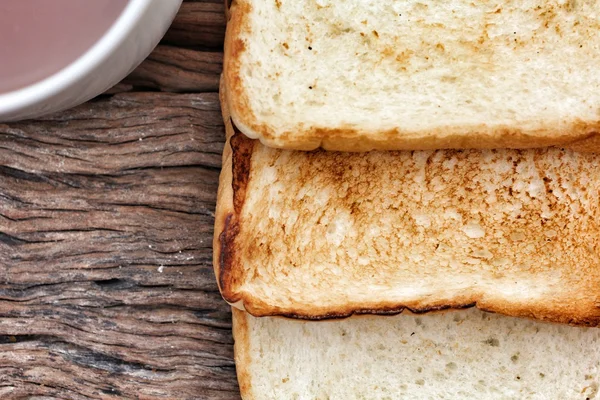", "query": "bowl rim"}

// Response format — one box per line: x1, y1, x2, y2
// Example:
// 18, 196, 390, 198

0, 0, 152, 115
